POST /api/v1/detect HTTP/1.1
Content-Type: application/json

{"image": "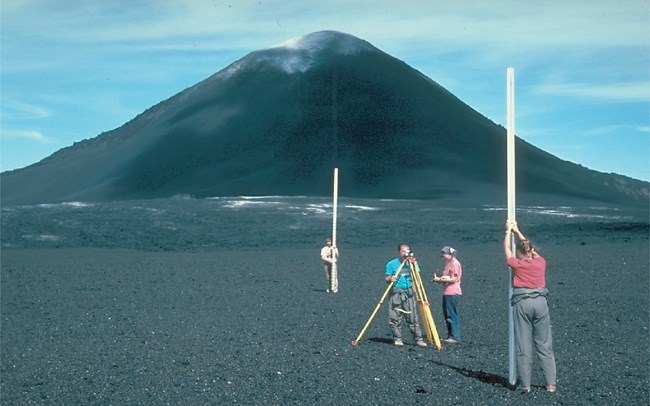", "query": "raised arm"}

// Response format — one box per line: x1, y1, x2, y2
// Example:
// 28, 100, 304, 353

504, 221, 537, 260
511, 223, 526, 240
504, 221, 515, 259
